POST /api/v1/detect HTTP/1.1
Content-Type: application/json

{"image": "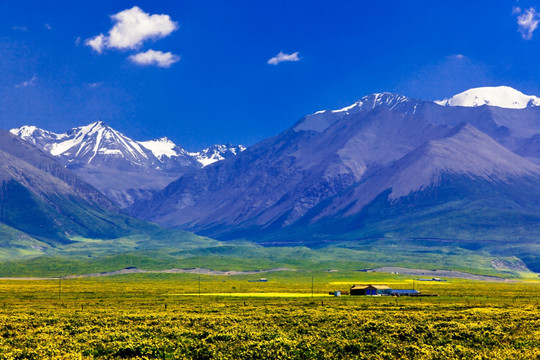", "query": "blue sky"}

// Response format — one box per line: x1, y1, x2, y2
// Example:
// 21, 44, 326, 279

1, 0, 540, 150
